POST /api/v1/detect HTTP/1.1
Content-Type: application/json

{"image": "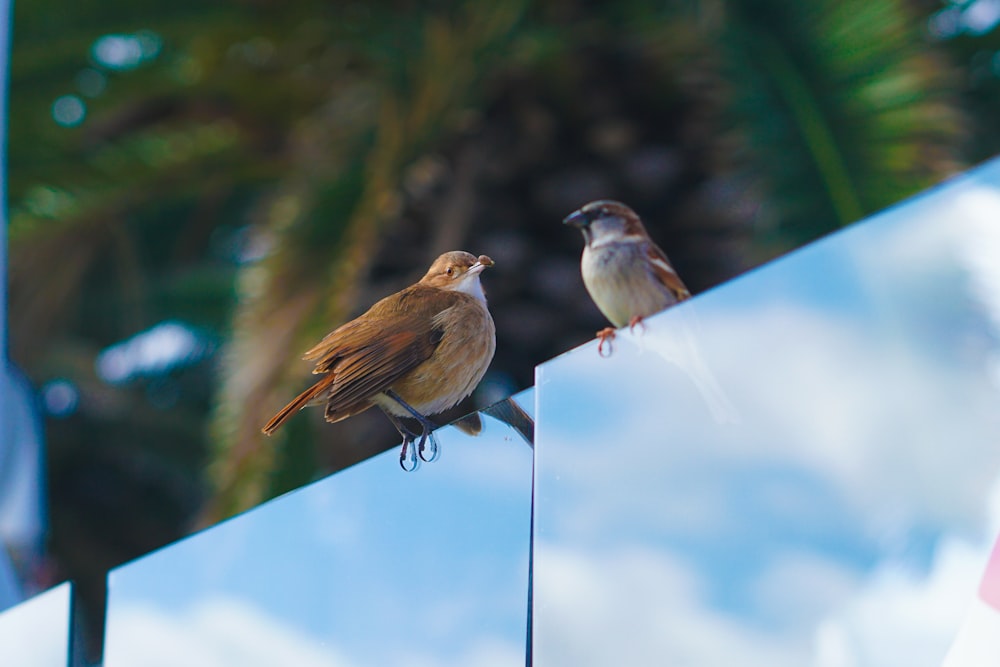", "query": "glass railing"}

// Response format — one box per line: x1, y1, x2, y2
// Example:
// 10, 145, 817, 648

532, 158, 1000, 665
102, 390, 534, 666
5, 158, 1000, 666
